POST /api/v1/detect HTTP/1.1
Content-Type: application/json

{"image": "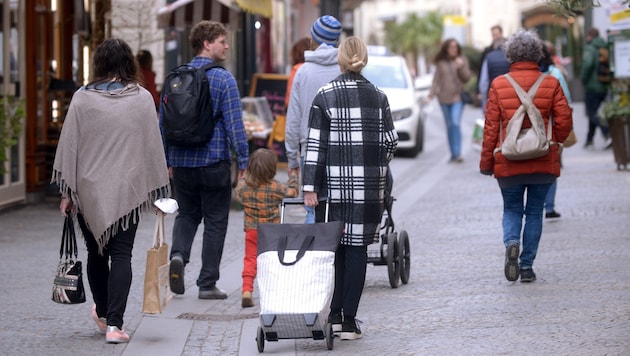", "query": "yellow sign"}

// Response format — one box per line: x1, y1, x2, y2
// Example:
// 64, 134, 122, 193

610, 9, 630, 24
236, 0, 272, 18
443, 15, 467, 26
